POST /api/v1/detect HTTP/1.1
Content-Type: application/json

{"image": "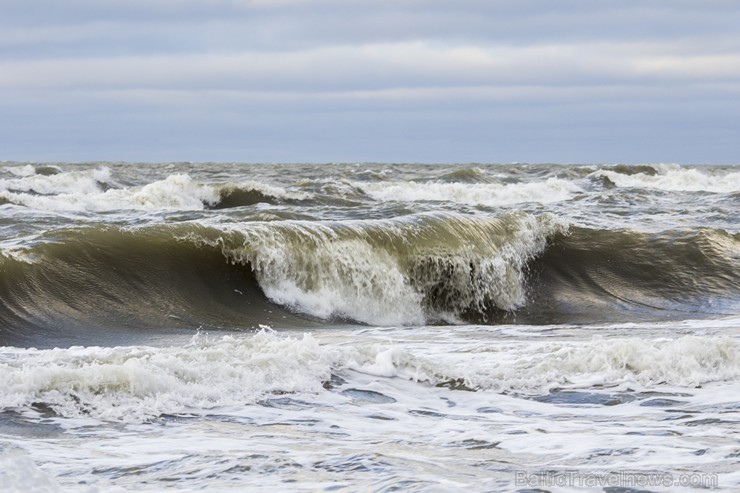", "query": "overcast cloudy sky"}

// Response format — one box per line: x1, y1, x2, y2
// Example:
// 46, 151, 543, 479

1, 0, 739, 163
